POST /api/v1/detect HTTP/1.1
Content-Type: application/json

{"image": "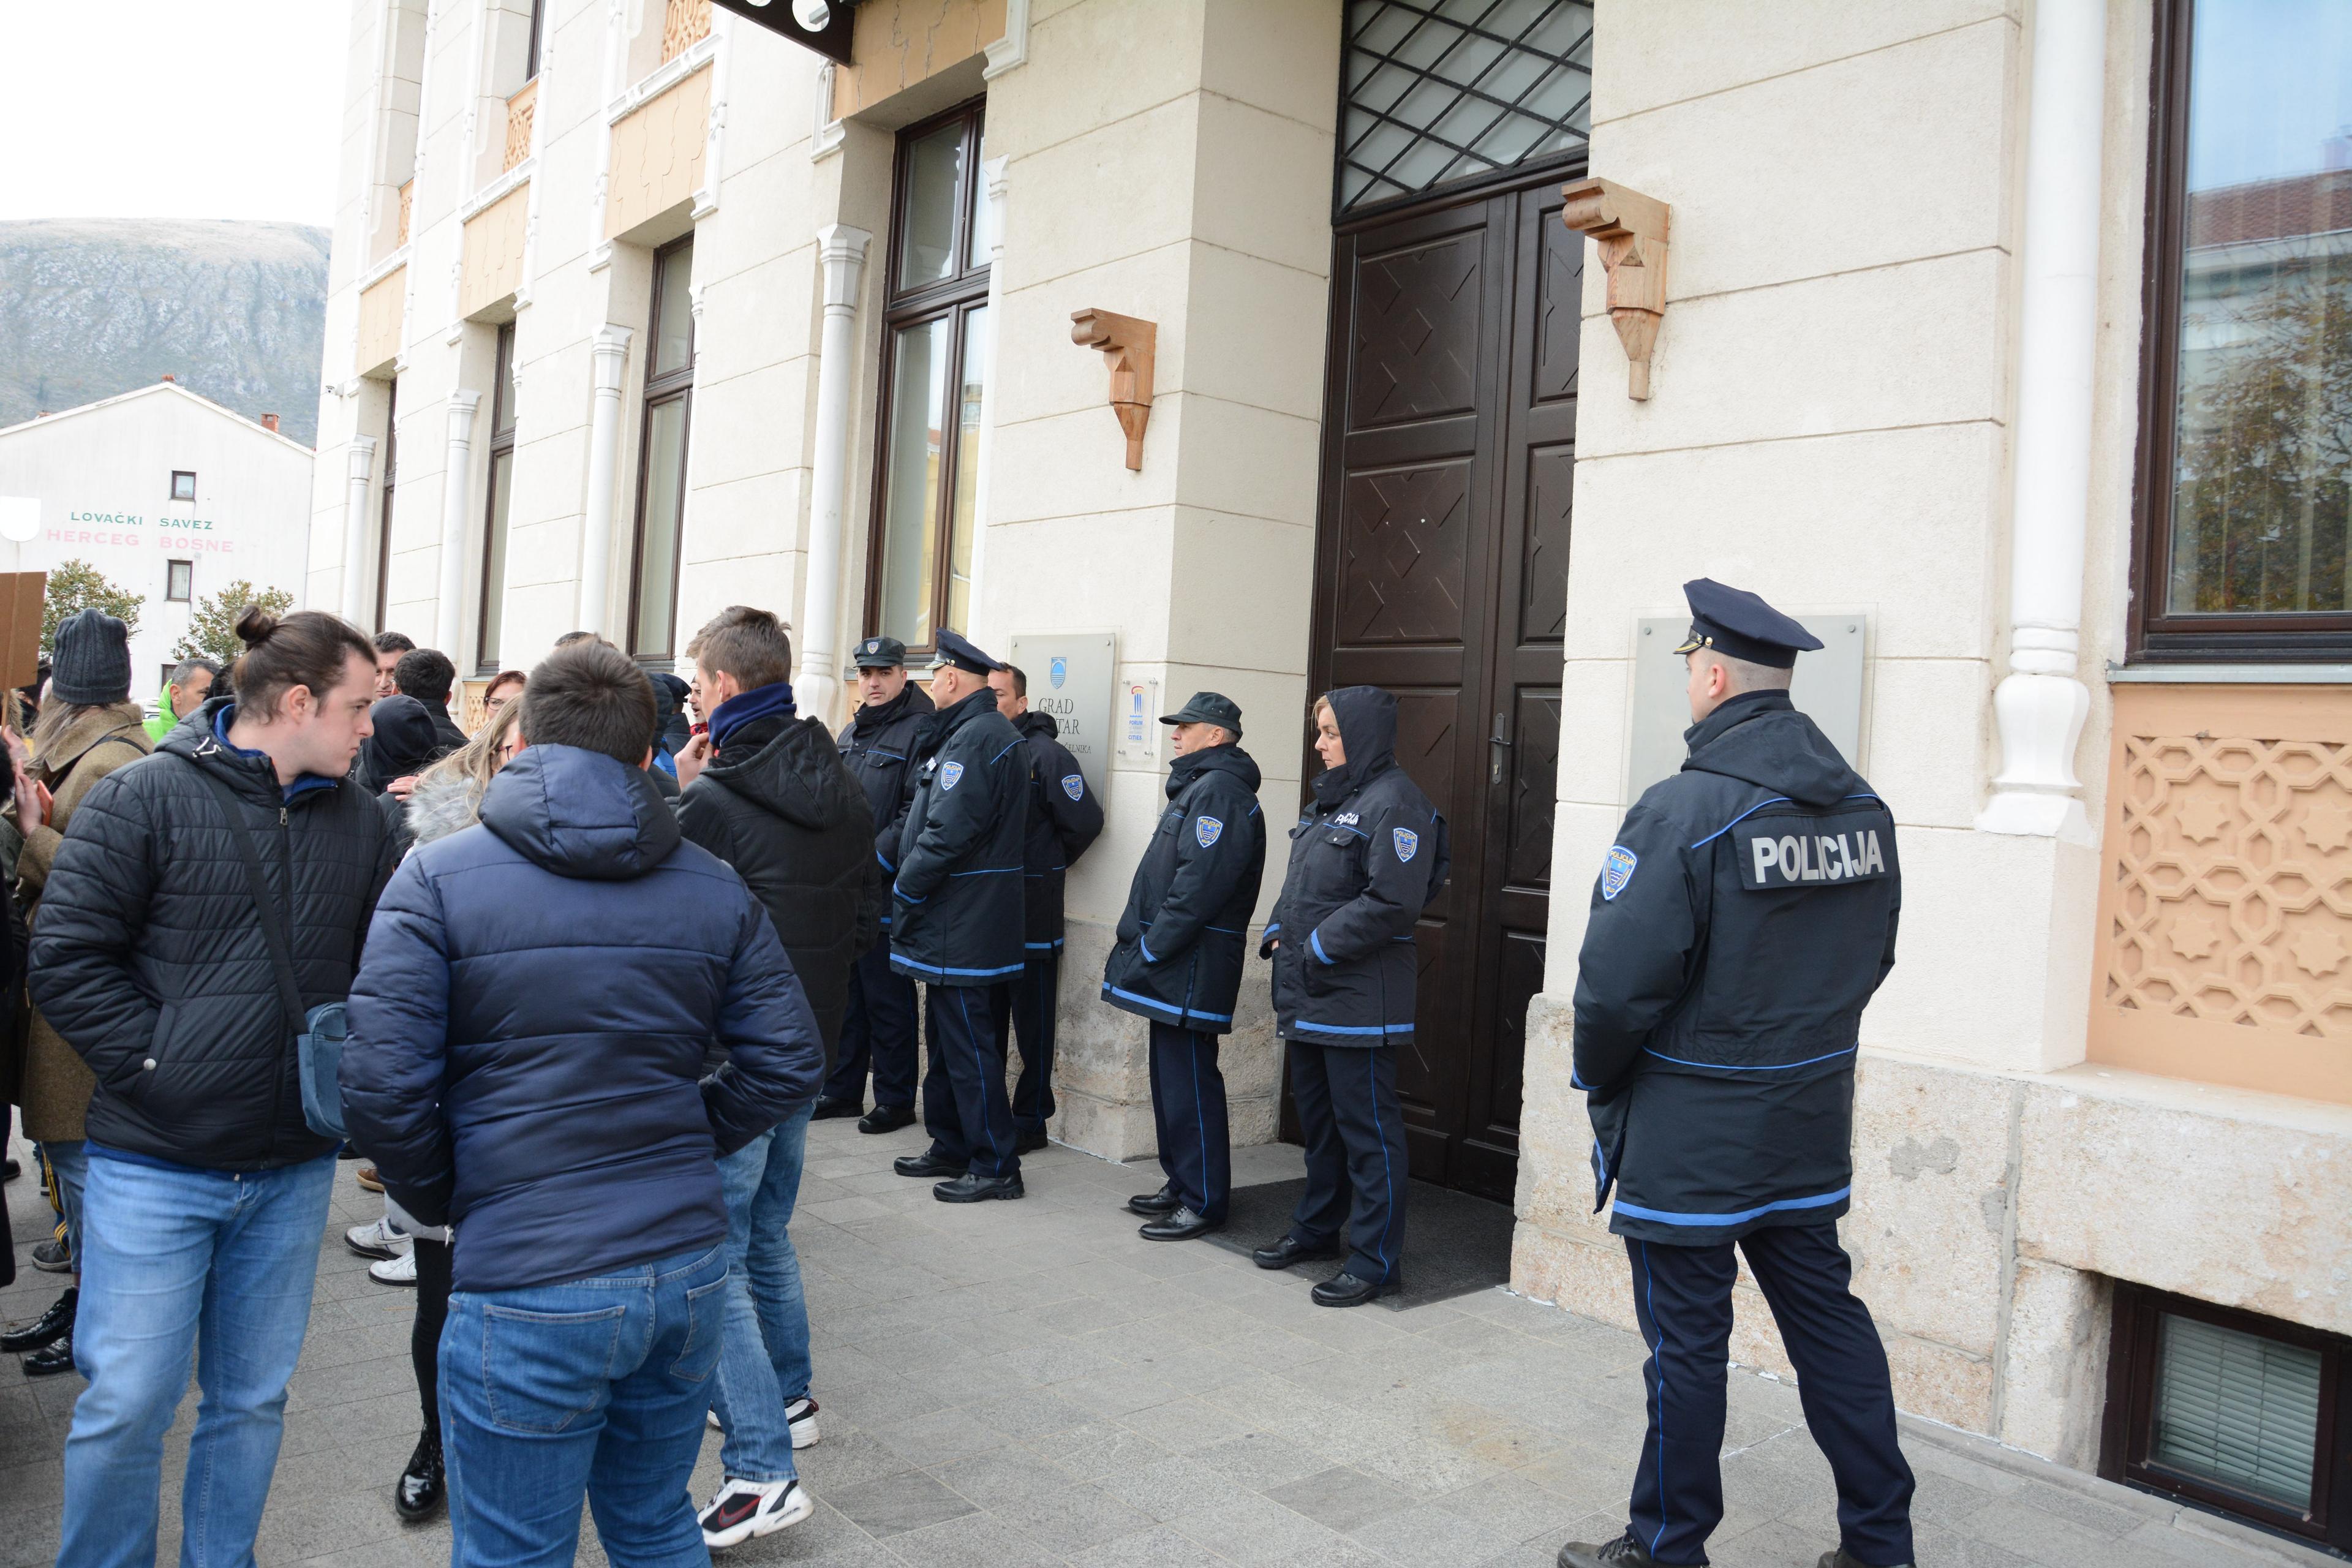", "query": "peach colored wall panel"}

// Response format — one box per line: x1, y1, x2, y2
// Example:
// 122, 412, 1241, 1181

831, 0, 1008, 121
461, 184, 531, 317
606, 66, 710, 240
356, 266, 405, 374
